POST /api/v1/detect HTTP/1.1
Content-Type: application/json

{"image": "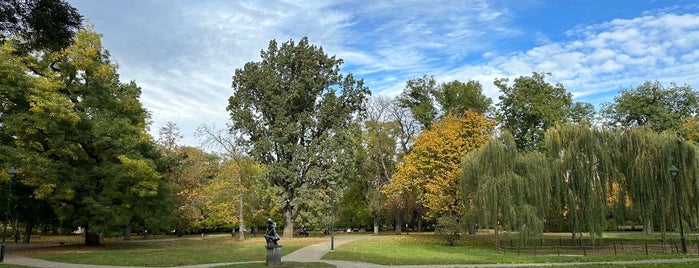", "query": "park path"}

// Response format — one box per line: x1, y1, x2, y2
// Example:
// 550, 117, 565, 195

5, 236, 699, 268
